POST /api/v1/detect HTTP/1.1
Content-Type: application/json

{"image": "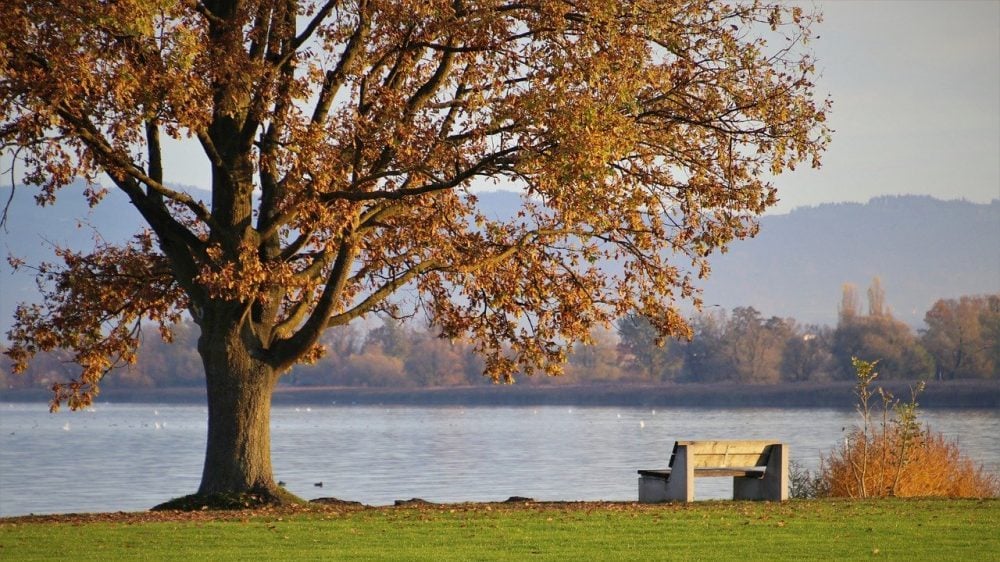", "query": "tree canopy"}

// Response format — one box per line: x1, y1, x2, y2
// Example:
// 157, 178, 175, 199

2, 0, 829, 502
